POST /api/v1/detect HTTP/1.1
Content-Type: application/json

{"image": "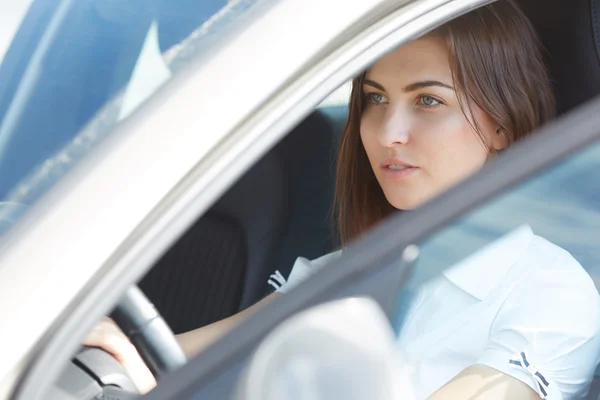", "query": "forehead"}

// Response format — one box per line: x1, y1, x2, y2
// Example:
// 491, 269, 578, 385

365, 36, 452, 87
